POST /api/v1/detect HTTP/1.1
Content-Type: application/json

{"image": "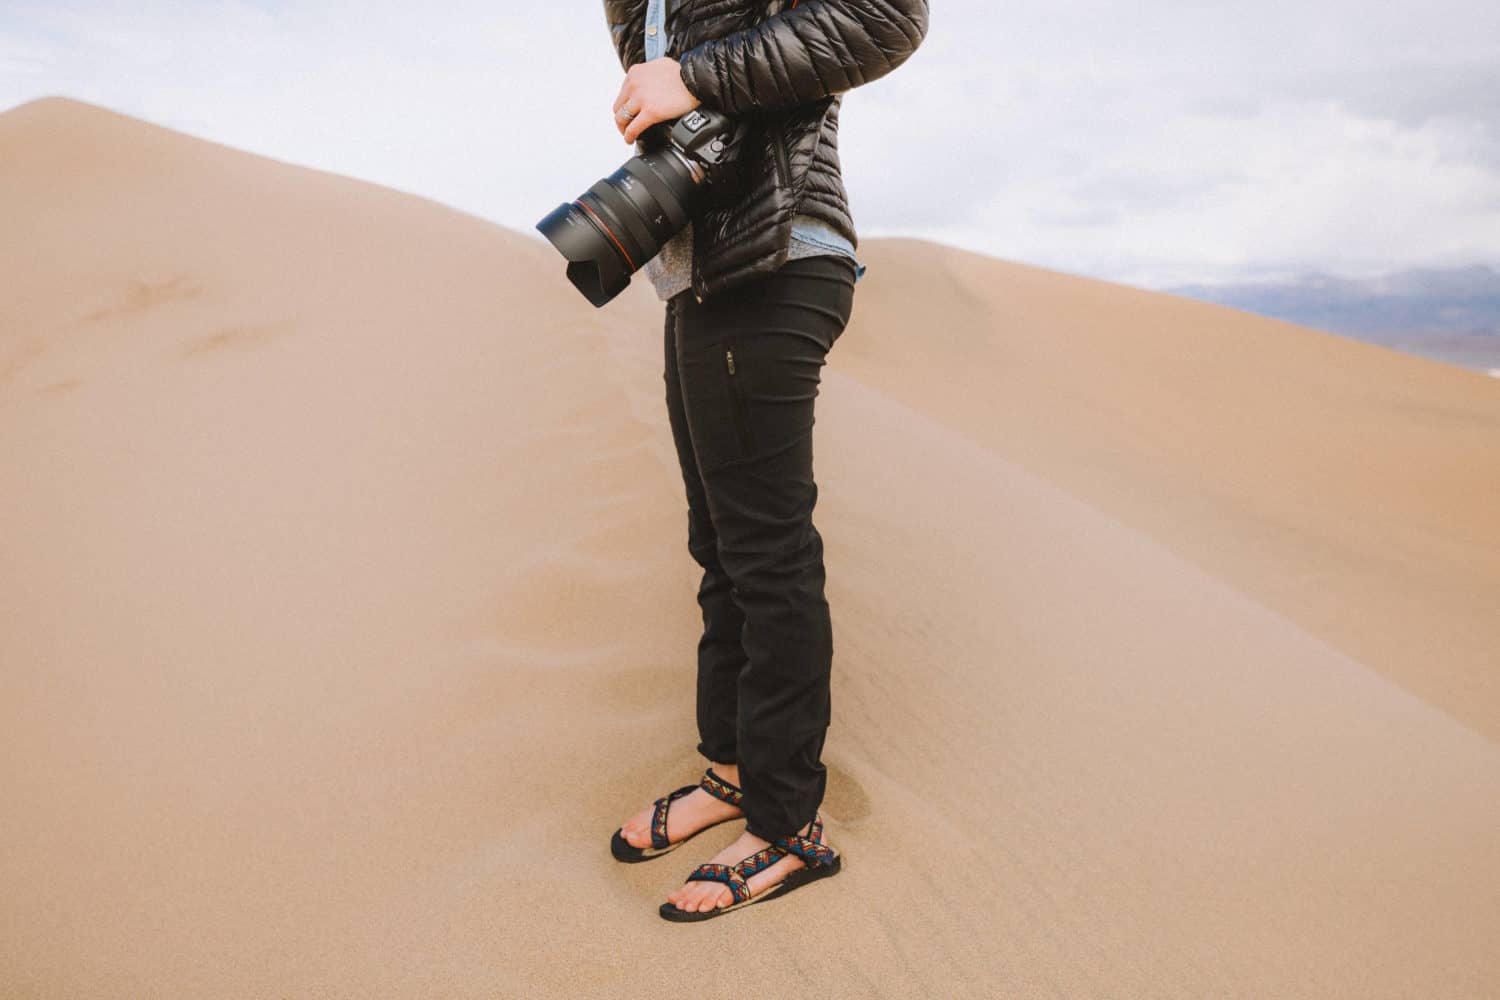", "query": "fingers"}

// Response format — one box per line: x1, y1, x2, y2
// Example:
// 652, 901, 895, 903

623, 106, 658, 144
612, 75, 633, 130
615, 60, 698, 144
613, 66, 639, 138
613, 64, 663, 144
615, 104, 652, 142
